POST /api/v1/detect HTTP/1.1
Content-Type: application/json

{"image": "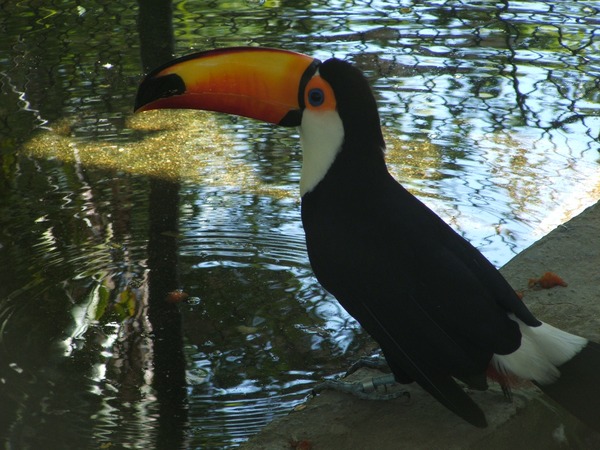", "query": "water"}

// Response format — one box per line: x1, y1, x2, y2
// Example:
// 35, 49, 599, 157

1, 1, 599, 448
